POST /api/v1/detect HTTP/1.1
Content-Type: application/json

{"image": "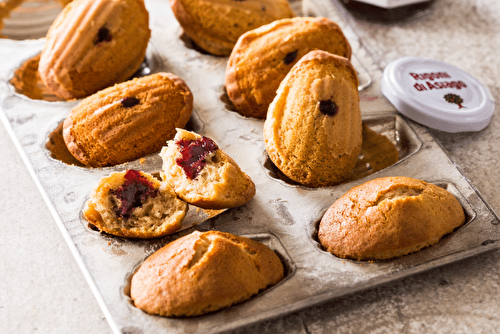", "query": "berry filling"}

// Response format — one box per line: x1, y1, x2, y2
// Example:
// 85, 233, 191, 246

120, 97, 140, 108
111, 170, 158, 220
283, 50, 298, 64
318, 99, 338, 116
94, 27, 112, 45
176, 136, 218, 180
